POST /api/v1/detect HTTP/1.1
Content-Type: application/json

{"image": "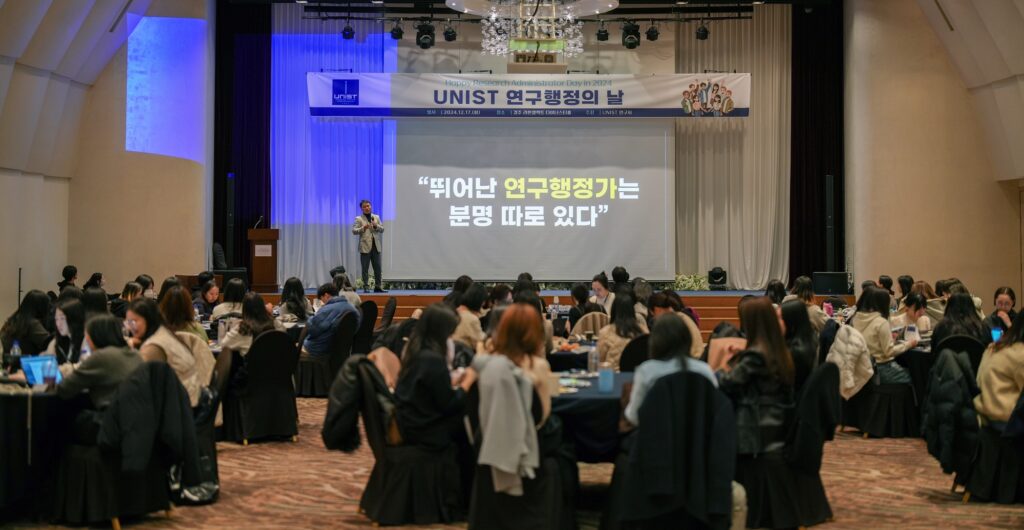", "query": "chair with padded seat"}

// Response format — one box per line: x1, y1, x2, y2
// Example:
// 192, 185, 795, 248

295, 312, 358, 397
935, 335, 987, 377
351, 300, 379, 355
373, 296, 398, 337
617, 335, 650, 373
220, 330, 300, 444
